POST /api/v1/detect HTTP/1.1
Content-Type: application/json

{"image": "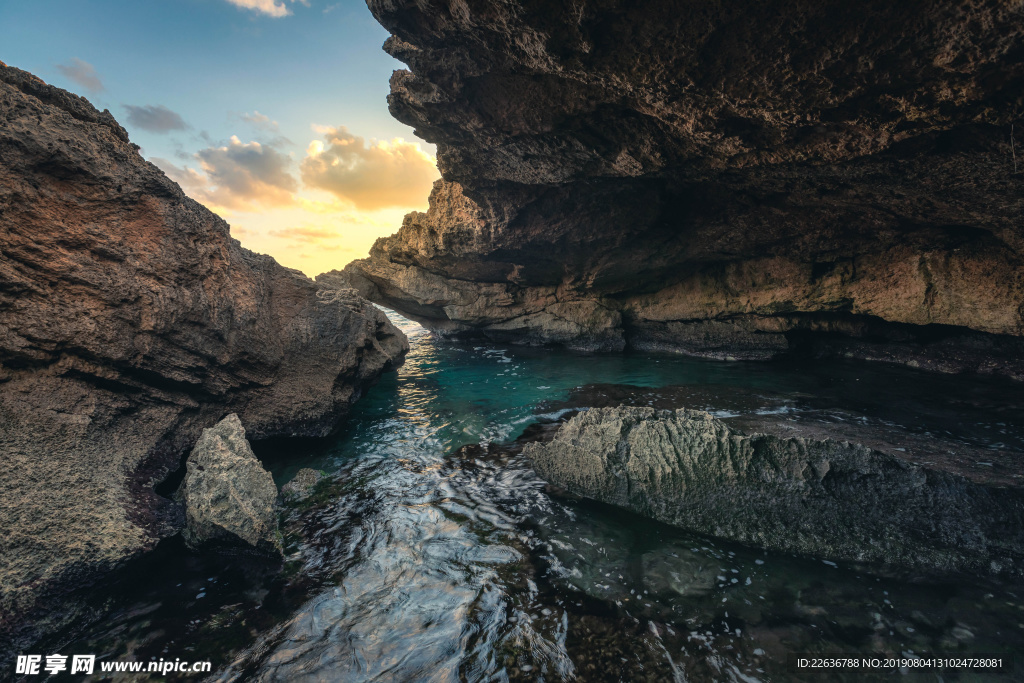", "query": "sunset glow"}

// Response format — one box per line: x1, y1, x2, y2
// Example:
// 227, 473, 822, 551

1, 0, 438, 276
